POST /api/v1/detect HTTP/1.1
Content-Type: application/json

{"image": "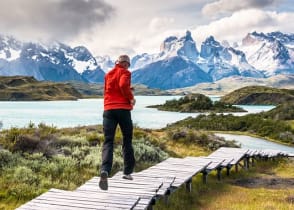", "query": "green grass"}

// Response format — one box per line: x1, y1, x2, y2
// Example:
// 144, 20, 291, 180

0, 125, 169, 210
287, 120, 294, 130
1, 124, 293, 210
